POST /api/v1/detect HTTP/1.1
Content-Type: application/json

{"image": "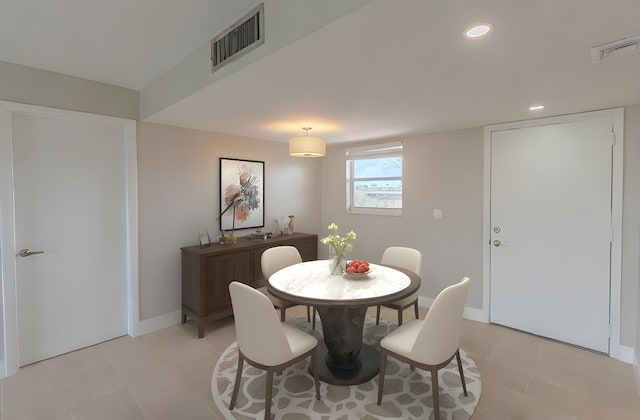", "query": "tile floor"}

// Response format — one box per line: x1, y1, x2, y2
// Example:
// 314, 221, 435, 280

1, 306, 639, 419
